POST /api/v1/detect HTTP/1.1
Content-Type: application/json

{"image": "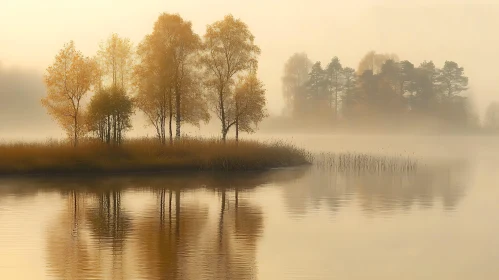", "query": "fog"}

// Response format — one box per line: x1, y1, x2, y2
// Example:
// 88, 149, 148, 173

3, 3, 499, 279
0, 64, 61, 140
1, 0, 499, 139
